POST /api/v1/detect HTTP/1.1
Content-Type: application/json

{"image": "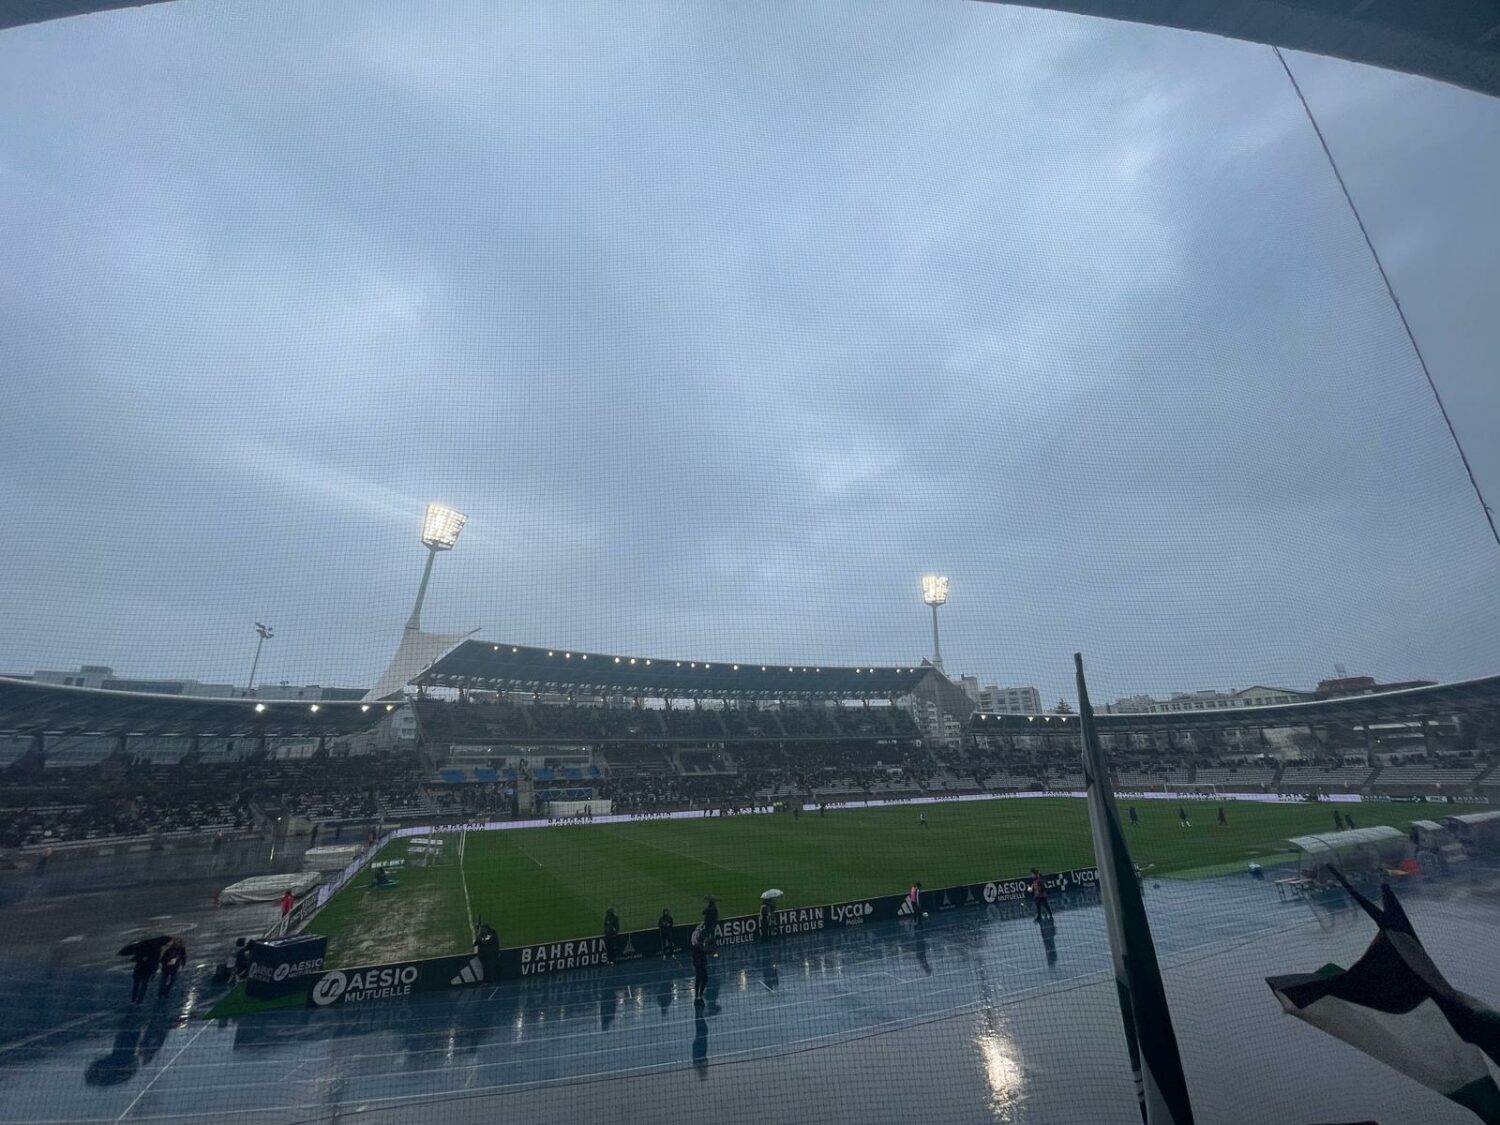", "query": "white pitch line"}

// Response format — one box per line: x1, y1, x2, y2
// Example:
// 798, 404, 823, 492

114, 1019, 209, 1123
458, 830, 475, 926
0, 1011, 111, 1056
